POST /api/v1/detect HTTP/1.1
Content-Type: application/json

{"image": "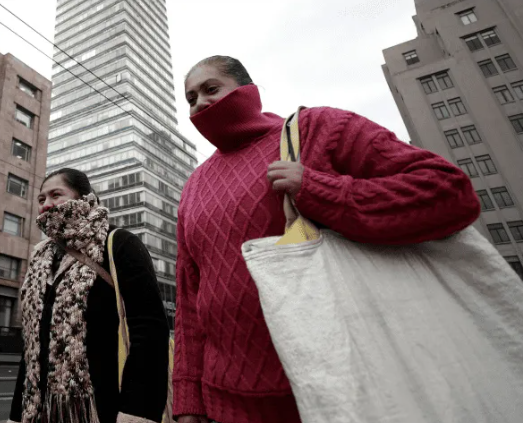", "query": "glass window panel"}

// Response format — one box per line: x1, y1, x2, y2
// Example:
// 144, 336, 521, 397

479, 60, 499, 77
493, 85, 515, 104
420, 77, 438, 94
491, 187, 514, 208
15, 107, 33, 128
458, 10, 477, 25
432, 102, 450, 120
508, 221, 523, 242
512, 81, 523, 100
475, 155, 497, 175
3, 213, 23, 236
496, 54, 517, 72
444, 130, 464, 148
465, 35, 483, 51
403, 51, 420, 65
11, 140, 31, 161
487, 223, 510, 244
449, 98, 467, 116
7, 174, 28, 198
457, 159, 479, 177
19, 78, 37, 98
509, 114, 523, 134
476, 190, 494, 211
461, 125, 482, 144
436, 72, 453, 89
0, 254, 21, 280
505, 256, 523, 280
481, 29, 501, 46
